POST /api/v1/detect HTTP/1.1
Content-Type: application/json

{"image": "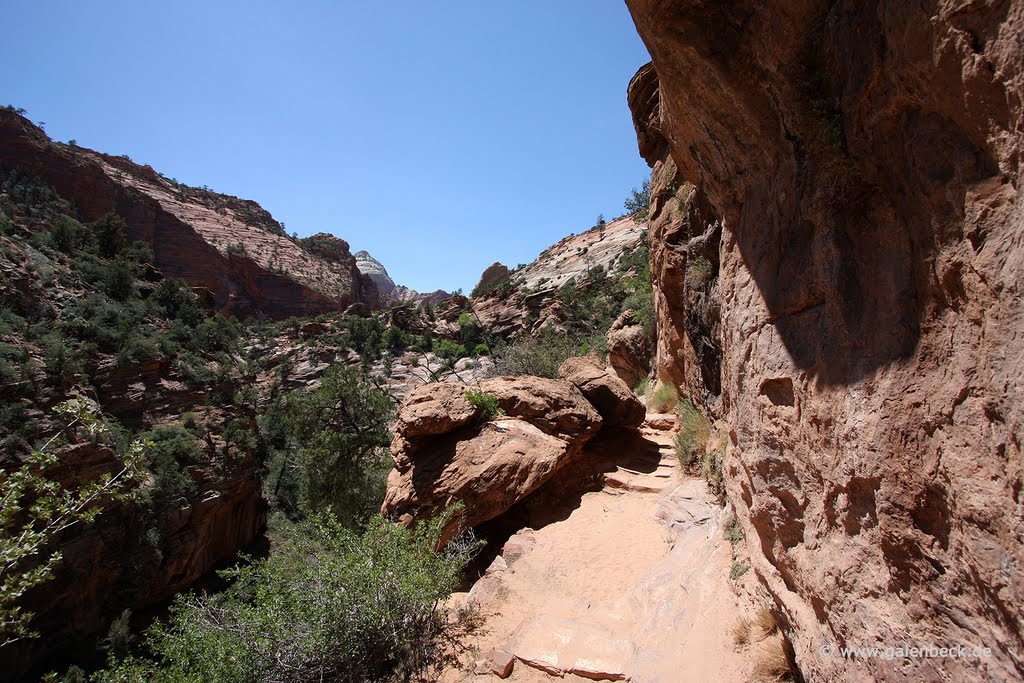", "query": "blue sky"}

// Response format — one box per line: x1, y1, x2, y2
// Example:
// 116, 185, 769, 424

1, 1, 651, 293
